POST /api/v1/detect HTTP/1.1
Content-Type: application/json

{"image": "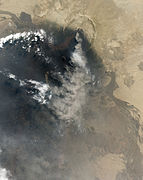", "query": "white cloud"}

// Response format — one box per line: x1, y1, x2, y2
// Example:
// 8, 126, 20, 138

28, 80, 51, 104
71, 32, 87, 68
0, 29, 47, 48
0, 149, 14, 180
0, 168, 11, 180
